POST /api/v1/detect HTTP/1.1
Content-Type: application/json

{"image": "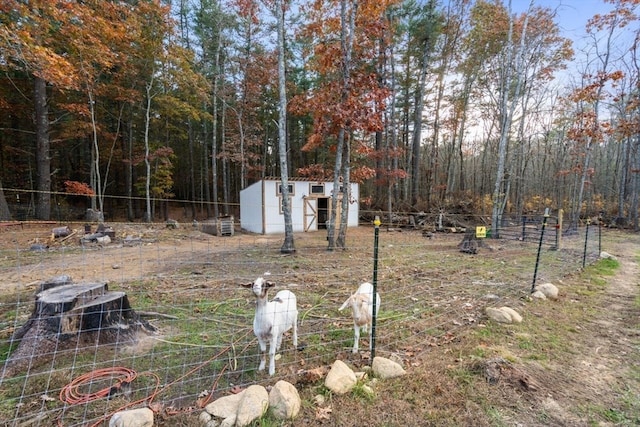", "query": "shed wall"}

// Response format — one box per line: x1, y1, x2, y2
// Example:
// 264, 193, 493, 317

239, 181, 264, 234
240, 180, 359, 235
